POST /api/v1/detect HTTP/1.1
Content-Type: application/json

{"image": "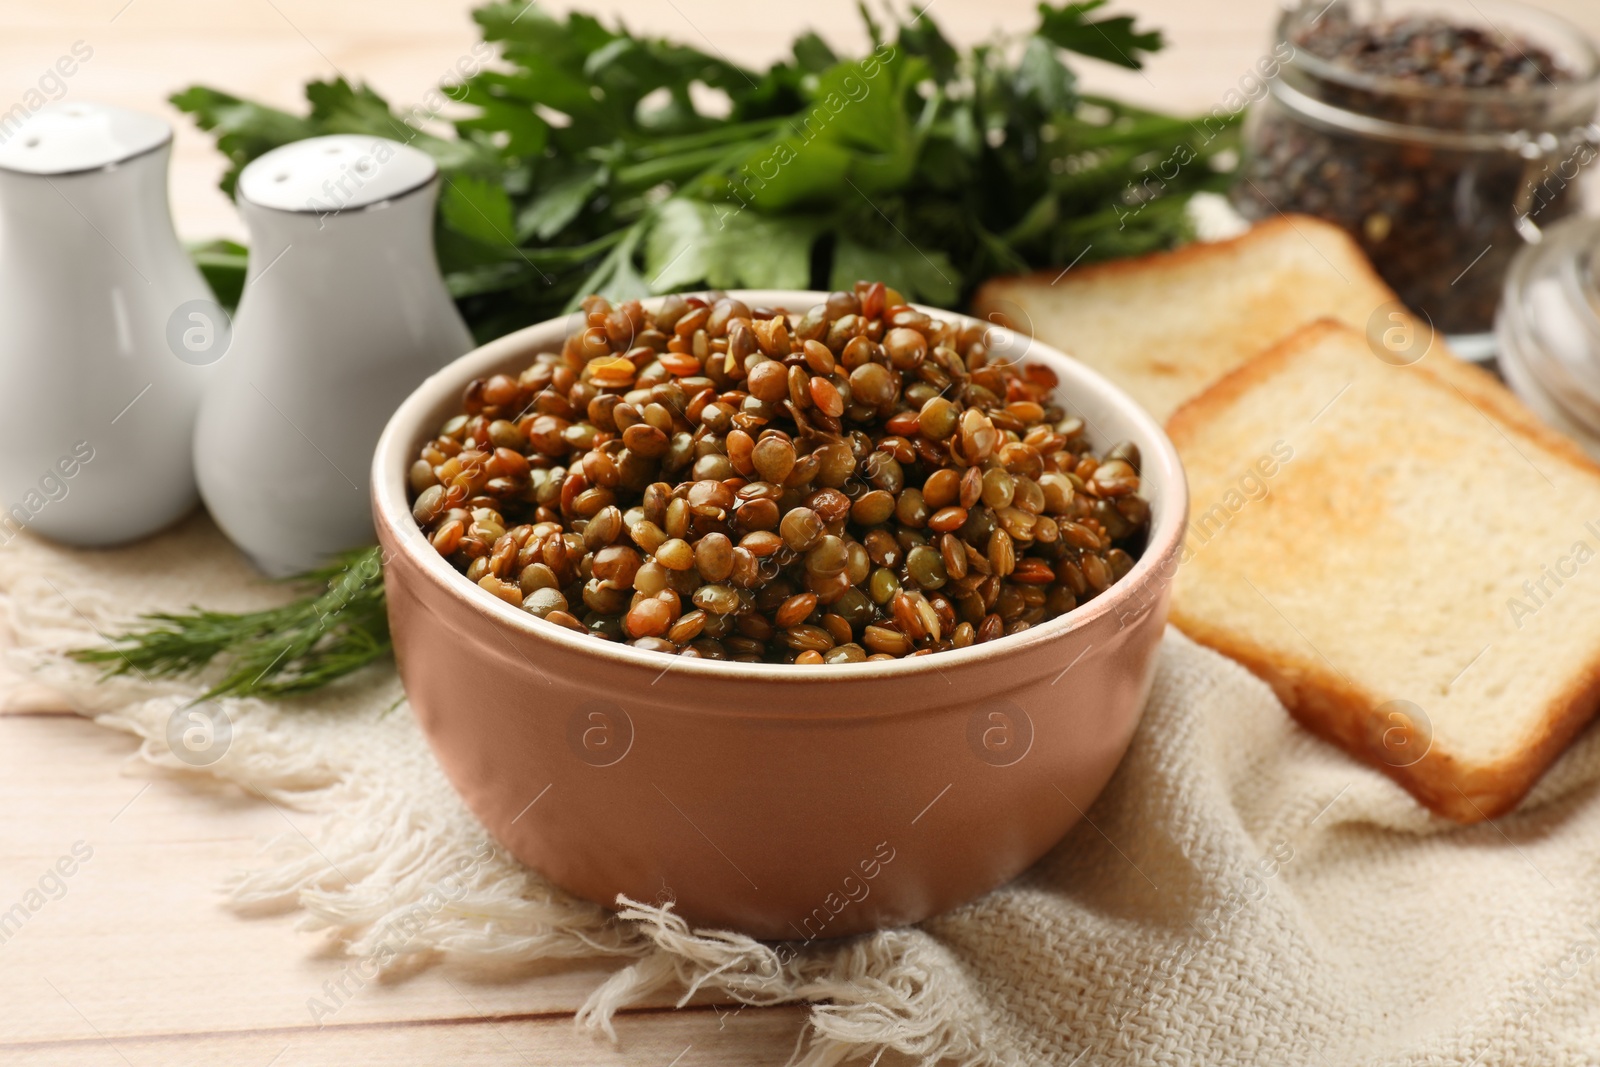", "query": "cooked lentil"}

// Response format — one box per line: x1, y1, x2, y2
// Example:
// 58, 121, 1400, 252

408, 281, 1153, 663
